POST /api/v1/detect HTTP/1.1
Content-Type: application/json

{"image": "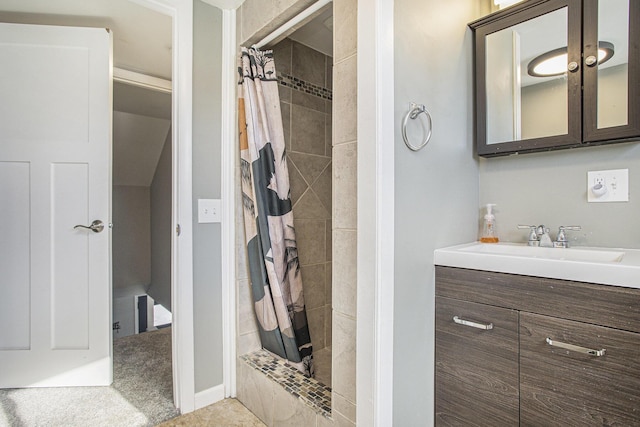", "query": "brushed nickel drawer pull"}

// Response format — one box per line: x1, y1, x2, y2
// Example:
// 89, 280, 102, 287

545, 337, 606, 357
453, 316, 493, 330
